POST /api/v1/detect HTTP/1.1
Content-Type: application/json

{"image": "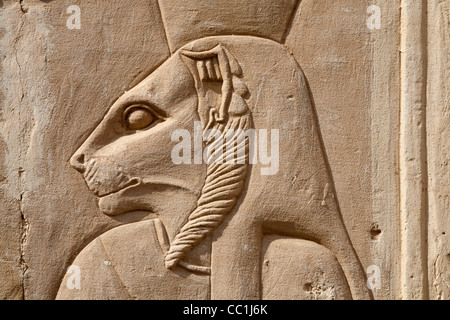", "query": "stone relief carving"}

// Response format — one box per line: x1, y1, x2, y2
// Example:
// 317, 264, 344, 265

2, 0, 447, 302
56, 34, 372, 300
